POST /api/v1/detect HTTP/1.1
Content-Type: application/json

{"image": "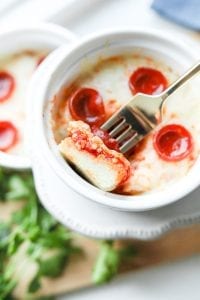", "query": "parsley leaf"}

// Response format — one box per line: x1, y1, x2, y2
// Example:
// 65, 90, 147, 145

38, 251, 68, 278
92, 241, 137, 284
28, 274, 41, 293
0, 265, 16, 299
92, 241, 120, 284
